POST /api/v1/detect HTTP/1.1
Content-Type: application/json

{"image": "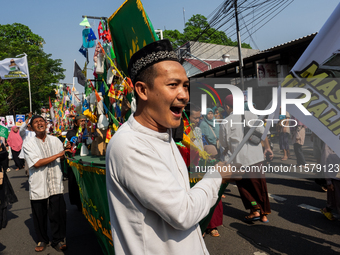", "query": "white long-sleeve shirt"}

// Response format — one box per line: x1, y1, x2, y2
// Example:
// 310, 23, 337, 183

19, 122, 35, 159
106, 115, 221, 255
219, 111, 265, 166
